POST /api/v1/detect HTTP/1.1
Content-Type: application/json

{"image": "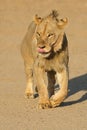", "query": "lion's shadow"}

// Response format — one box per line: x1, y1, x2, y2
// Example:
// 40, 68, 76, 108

60, 73, 87, 107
